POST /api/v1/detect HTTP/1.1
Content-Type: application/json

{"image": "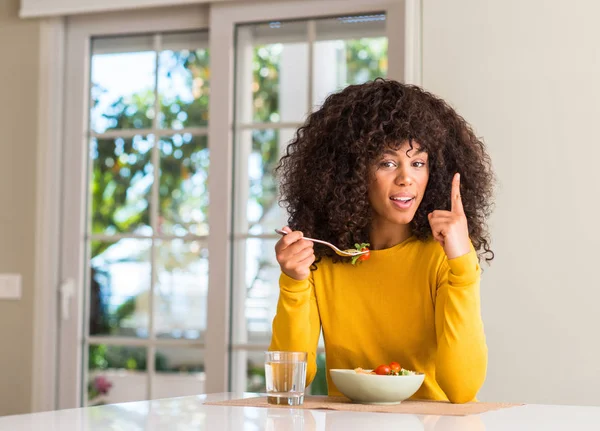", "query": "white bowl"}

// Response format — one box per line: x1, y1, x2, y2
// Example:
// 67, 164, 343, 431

329, 369, 425, 405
